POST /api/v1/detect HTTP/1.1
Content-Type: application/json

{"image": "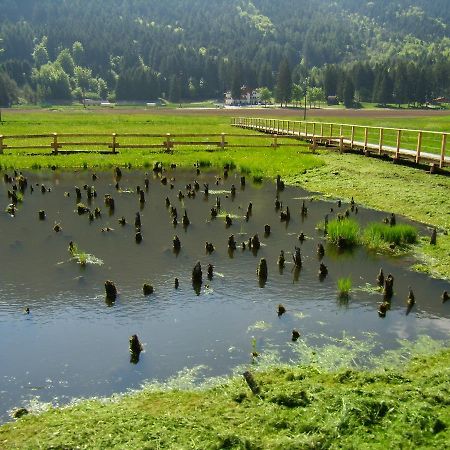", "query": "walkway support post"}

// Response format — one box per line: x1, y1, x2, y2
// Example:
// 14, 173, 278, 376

416, 132, 422, 164
440, 134, 447, 169
378, 129, 384, 155
395, 130, 402, 159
